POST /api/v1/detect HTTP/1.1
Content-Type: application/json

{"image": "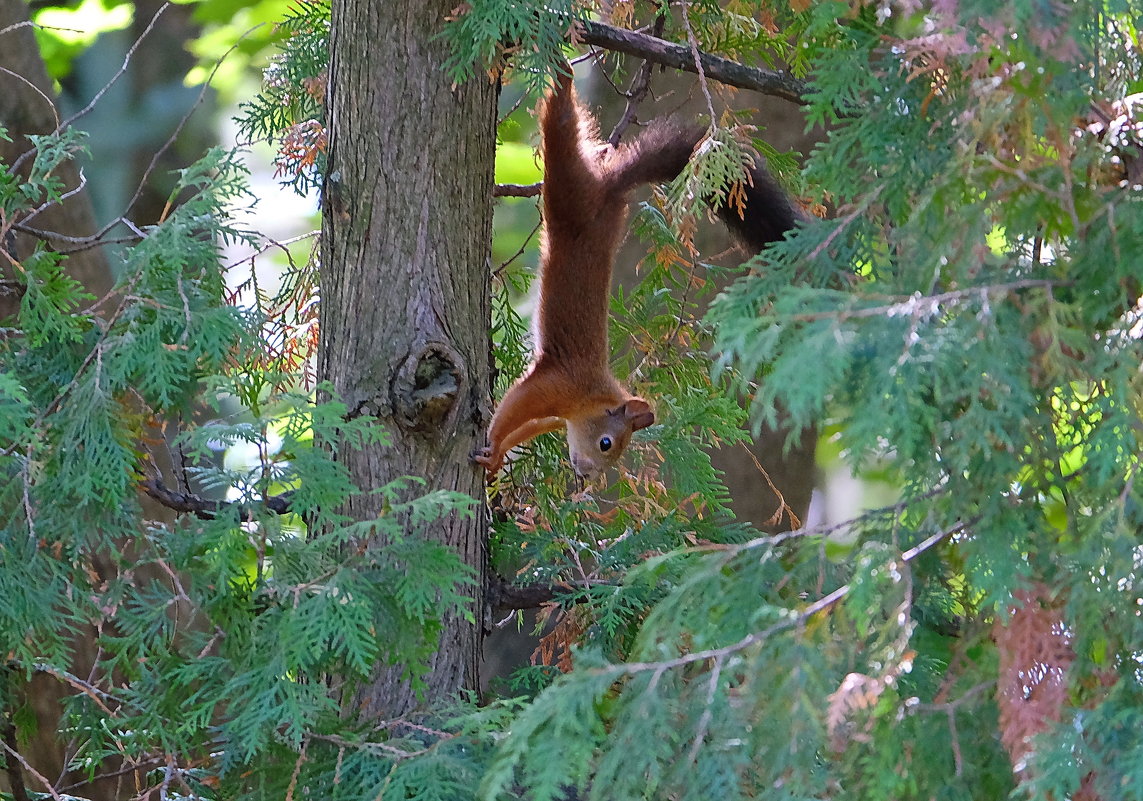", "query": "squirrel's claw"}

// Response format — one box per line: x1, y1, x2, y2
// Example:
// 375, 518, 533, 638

471, 447, 502, 474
